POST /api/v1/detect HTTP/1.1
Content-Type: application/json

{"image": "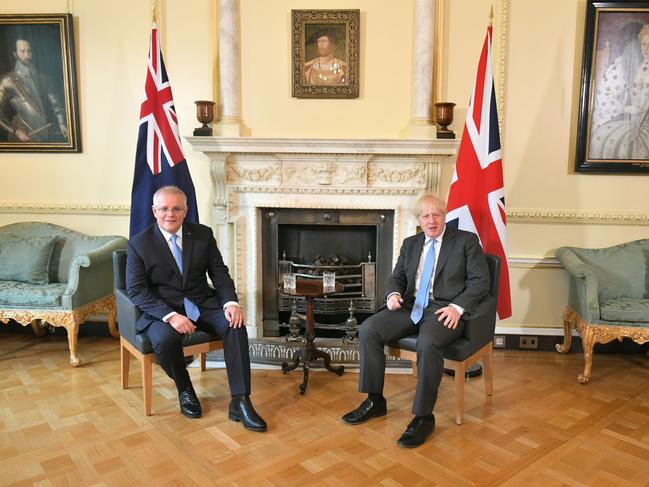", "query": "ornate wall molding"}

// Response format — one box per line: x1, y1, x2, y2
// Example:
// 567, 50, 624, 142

230, 186, 421, 196
508, 208, 649, 226
0, 202, 129, 216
